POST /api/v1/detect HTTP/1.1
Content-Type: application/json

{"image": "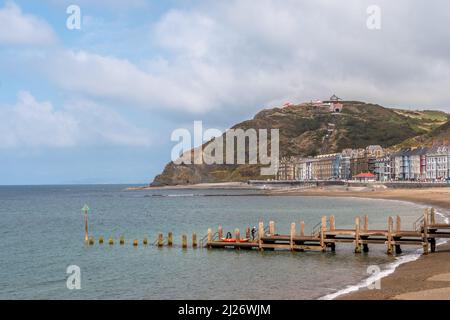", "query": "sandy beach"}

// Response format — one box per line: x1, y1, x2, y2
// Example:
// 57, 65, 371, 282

267, 186, 450, 300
